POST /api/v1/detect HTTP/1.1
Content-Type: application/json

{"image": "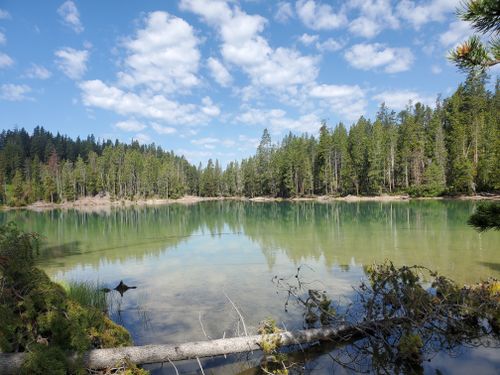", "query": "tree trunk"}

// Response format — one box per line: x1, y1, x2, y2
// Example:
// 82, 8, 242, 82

0, 323, 382, 374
